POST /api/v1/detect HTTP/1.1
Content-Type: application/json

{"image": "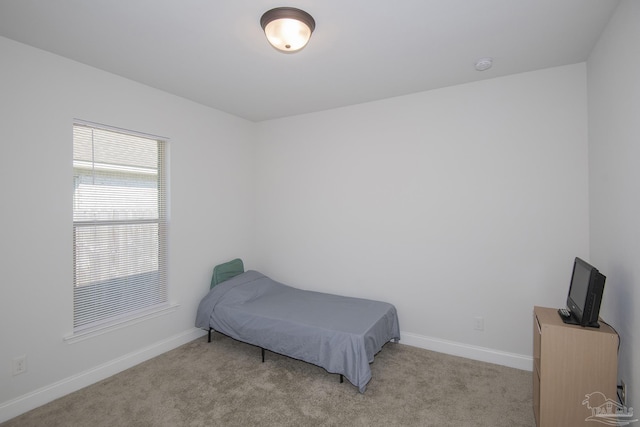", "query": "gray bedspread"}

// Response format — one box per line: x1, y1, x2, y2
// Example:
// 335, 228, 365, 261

195, 270, 400, 392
